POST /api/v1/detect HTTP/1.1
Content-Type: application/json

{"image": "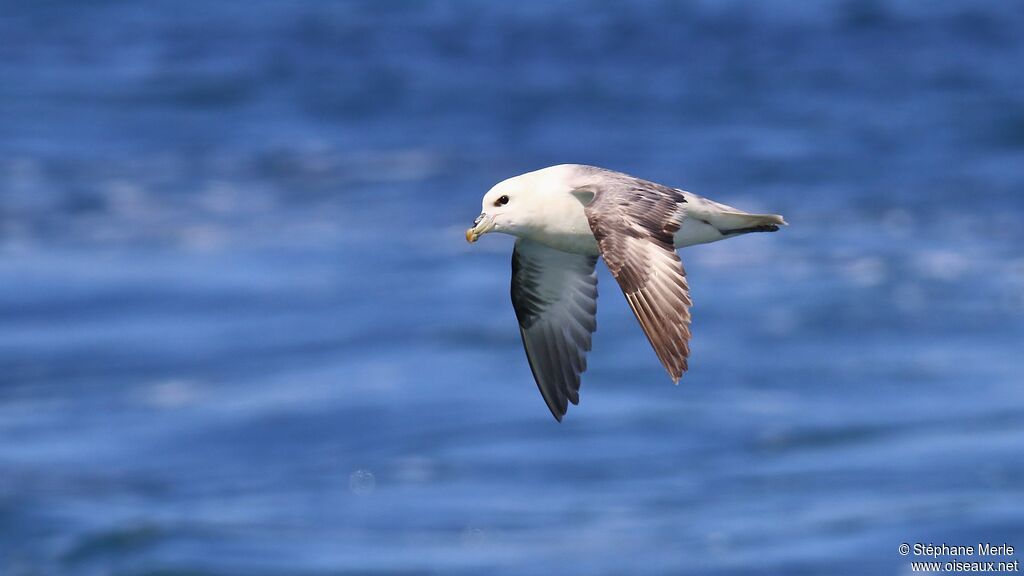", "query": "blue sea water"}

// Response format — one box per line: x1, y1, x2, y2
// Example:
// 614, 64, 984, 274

1, 1, 1023, 574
